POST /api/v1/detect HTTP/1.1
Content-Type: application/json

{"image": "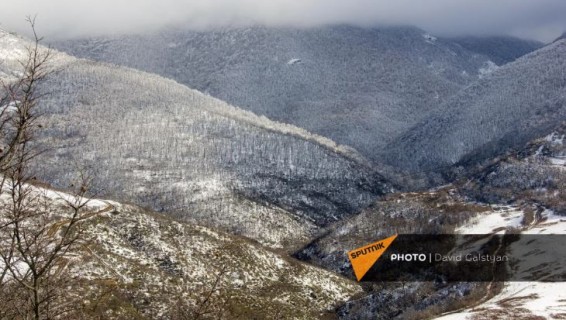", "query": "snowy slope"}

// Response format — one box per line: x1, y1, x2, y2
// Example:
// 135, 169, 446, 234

0, 181, 363, 319
455, 205, 524, 234
1, 29, 390, 249
437, 210, 566, 320
52, 25, 503, 166
384, 40, 566, 174
436, 128, 566, 319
